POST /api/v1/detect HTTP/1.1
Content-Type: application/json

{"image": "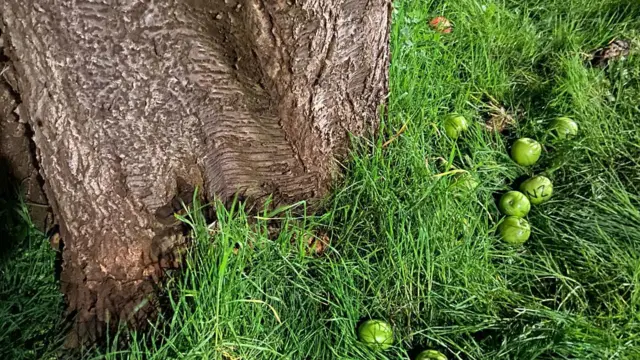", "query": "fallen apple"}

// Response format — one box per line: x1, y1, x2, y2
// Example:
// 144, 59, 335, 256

429, 17, 452, 34
417, 349, 448, 360
519, 176, 553, 205
449, 172, 479, 195
499, 191, 531, 218
357, 319, 393, 350
550, 117, 578, 139
498, 216, 531, 245
444, 114, 469, 139
510, 138, 542, 166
